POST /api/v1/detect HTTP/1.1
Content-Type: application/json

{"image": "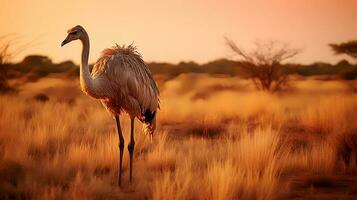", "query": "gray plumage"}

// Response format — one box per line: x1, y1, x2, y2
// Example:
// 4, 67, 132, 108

93, 44, 160, 122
